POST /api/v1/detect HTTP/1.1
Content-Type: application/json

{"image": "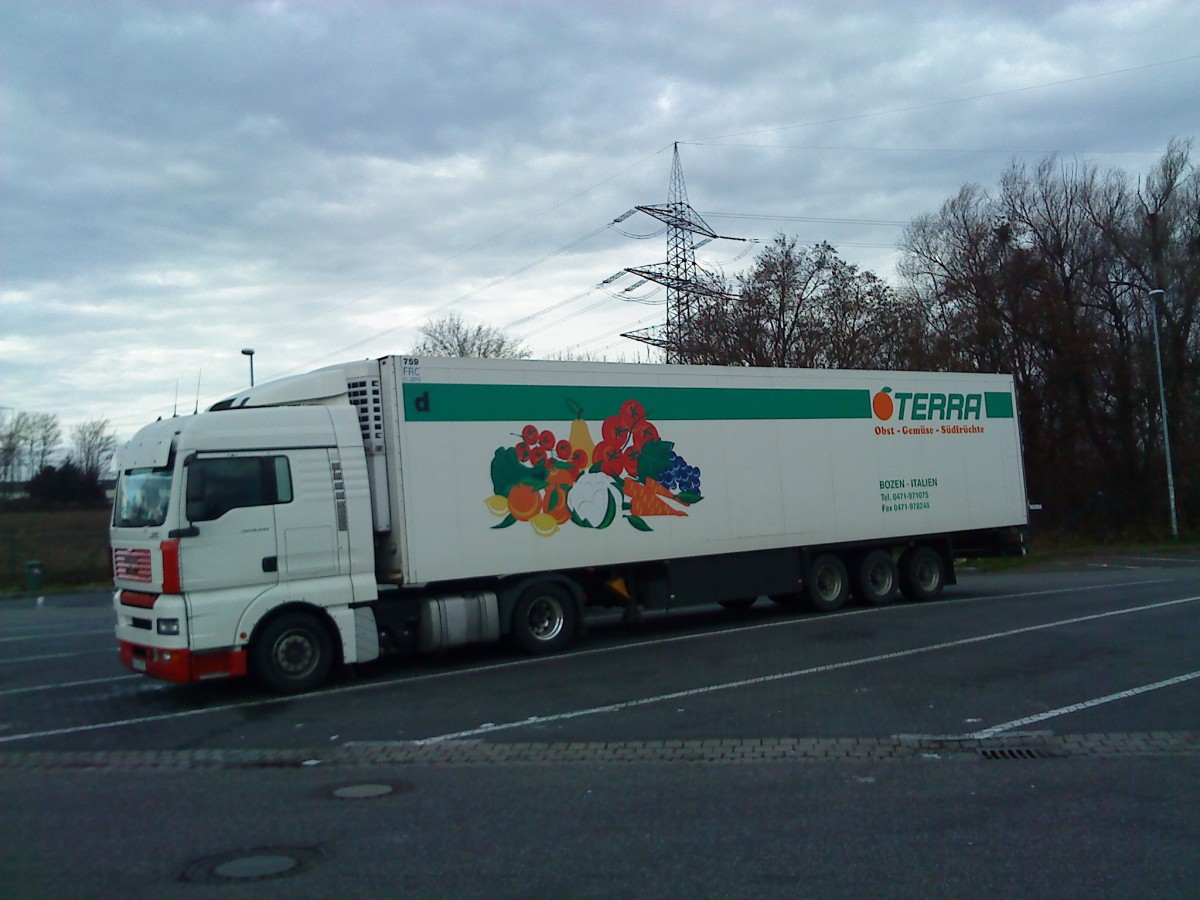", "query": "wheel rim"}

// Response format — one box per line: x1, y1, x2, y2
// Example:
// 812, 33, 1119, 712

526, 595, 565, 641
916, 558, 940, 592
868, 562, 894, 594
815, 565, 843, 602
273, 629, 318, 679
